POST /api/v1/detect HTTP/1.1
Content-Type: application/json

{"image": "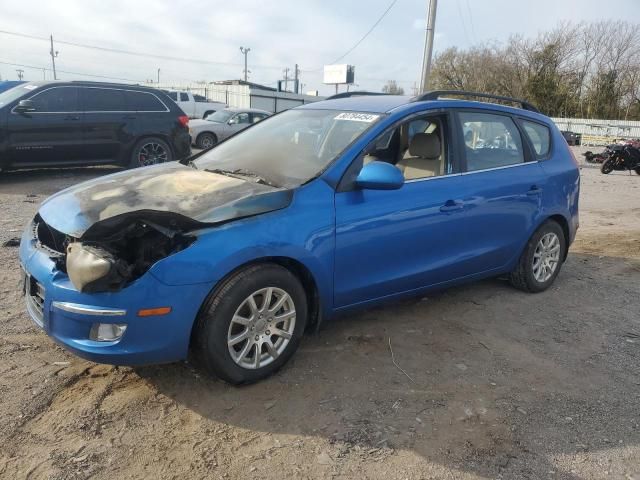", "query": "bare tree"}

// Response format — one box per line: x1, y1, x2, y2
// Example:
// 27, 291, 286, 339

429, 20, 640, 120
381, 80, 405, 95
